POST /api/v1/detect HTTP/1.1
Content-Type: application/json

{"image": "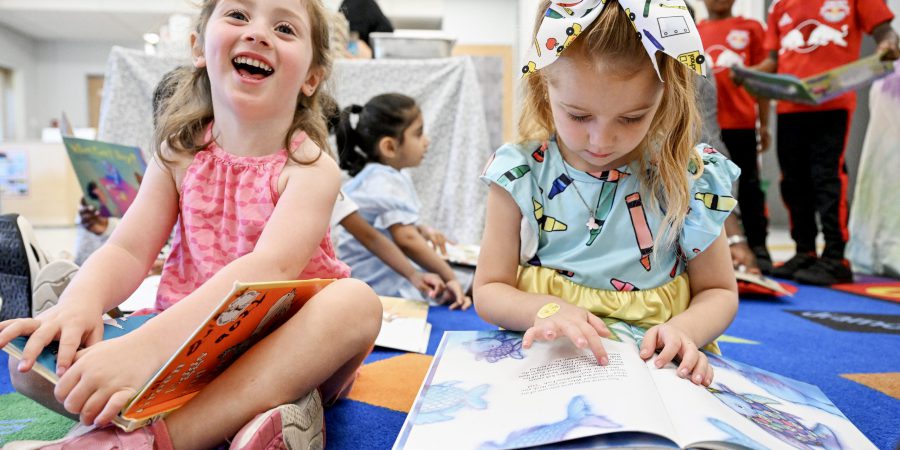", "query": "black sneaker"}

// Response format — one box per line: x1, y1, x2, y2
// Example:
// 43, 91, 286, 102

752, 246, 773, 275
0, 214, 49, 321
794, 258, 853, 285
771, 252, 817, 279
